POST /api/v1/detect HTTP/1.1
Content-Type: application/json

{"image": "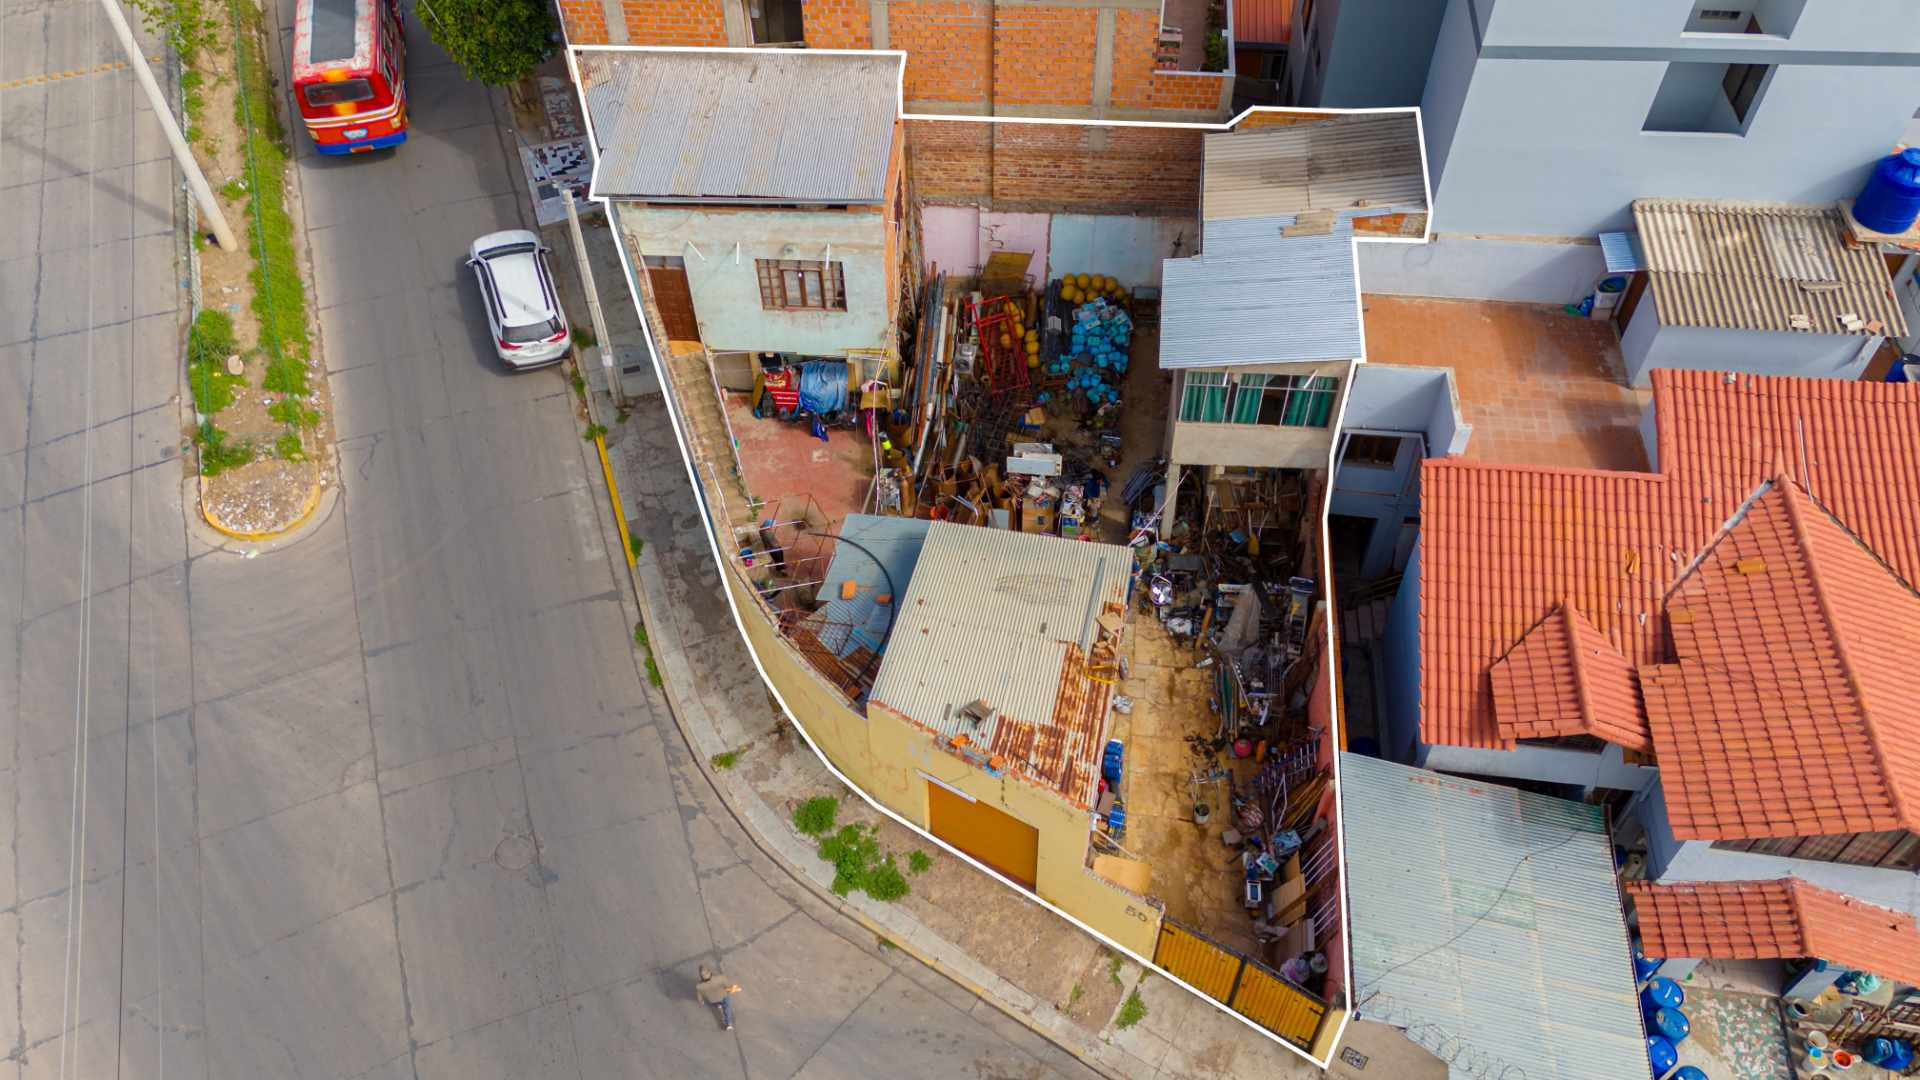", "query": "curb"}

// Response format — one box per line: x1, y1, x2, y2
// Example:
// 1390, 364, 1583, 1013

581, 422, 1131, 1080
198, 472, 326, 542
